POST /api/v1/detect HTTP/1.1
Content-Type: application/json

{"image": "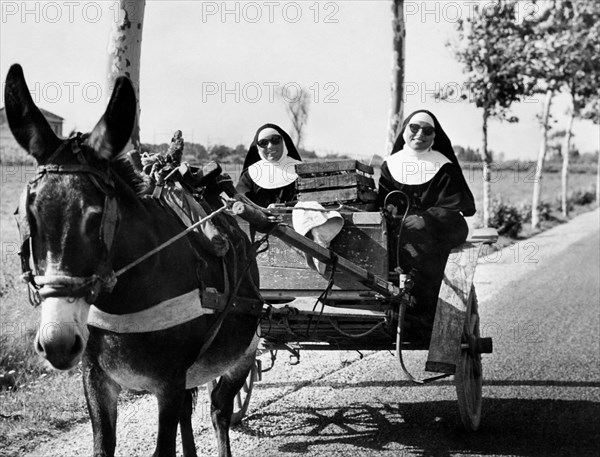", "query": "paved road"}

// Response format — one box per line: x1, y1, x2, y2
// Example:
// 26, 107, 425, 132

232, 224, 600, 457
26, 210, 600, 457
